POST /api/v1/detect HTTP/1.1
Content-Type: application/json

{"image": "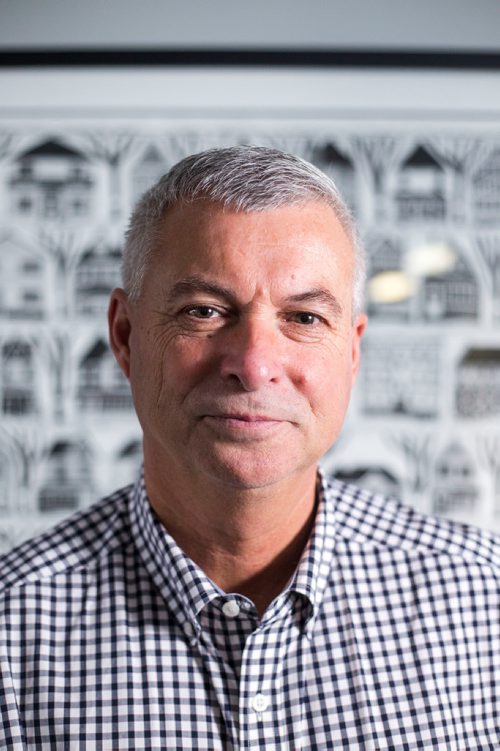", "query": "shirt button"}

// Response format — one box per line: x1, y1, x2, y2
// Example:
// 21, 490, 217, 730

251, 693, 269, 713
222, 600, 240, 618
